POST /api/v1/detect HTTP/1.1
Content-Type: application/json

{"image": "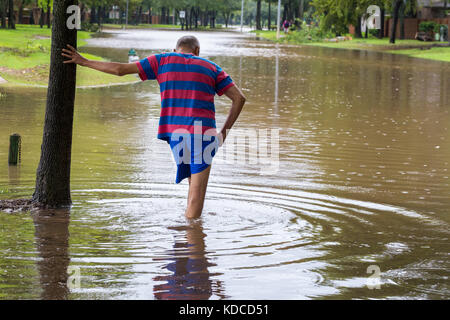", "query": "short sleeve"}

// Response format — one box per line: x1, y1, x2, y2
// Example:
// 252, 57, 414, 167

215, 65, 235, 96
135, 55, 159, 81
